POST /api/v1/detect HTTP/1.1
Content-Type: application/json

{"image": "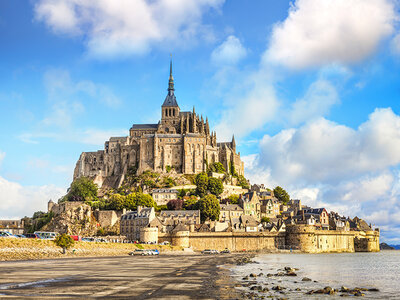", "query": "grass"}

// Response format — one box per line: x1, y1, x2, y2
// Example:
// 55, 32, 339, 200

0, 237, 182, 261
